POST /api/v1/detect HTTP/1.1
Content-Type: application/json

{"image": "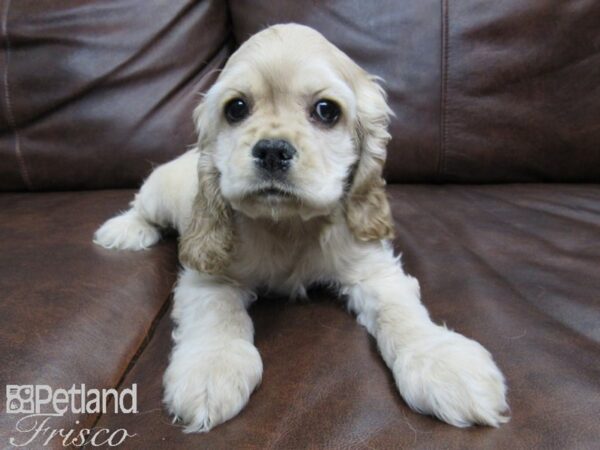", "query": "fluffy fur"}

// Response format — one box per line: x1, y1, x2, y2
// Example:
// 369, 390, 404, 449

94, 24, 509, 432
